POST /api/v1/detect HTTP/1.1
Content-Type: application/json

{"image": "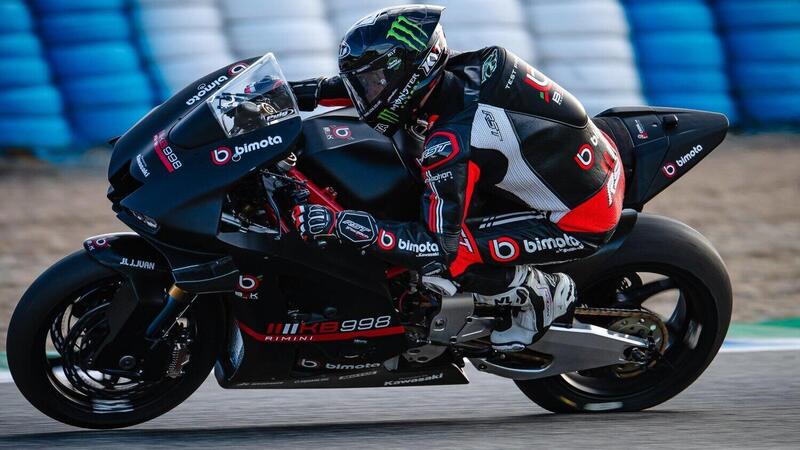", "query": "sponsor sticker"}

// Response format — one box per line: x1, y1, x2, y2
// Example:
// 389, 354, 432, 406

186, 76, 228, 106
136, 154, 150, 177
386, 16, 428, 51
661, 144, 703, 178
153, 131, 182, 173
211, 136, 283, 166
481, 48, 499, 83
119, 257, 156, 270
235, 274, 261, 300
384, 372, 444, 386
239, 315, 401, 343
323, 125, 352, 140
